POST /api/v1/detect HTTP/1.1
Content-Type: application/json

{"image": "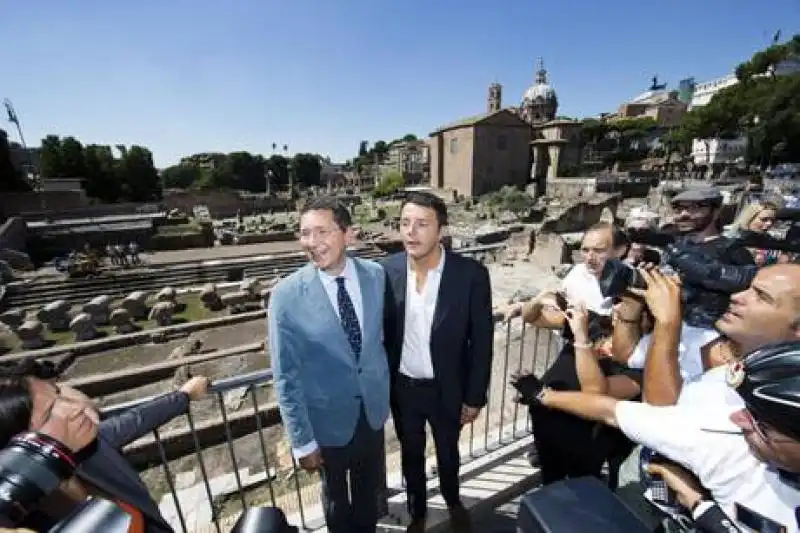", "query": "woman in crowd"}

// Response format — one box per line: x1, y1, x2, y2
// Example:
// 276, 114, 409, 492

730, 200, 787, 266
